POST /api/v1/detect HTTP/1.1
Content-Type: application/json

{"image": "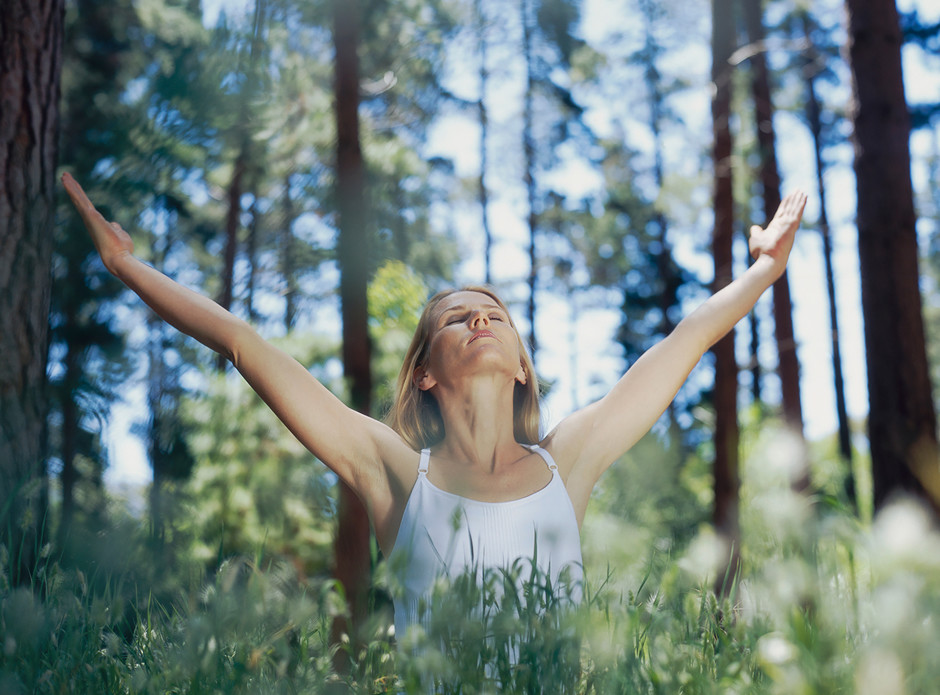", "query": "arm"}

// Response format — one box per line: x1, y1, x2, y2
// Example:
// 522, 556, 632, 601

547, 190, 807, 515
61, 173, 404, 501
